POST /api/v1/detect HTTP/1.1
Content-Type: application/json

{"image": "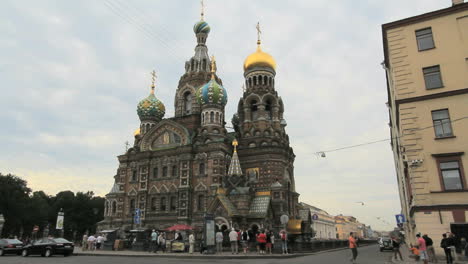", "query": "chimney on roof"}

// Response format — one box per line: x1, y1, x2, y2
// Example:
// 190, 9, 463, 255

452, 0, 464, 5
